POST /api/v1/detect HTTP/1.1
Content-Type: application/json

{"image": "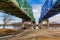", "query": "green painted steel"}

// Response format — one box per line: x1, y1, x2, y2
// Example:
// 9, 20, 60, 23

0, 0, 36, 23
16, 0, 35, 22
